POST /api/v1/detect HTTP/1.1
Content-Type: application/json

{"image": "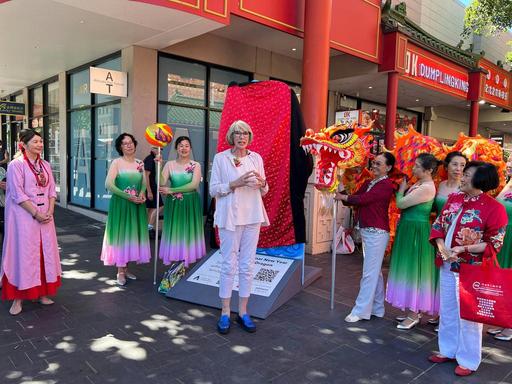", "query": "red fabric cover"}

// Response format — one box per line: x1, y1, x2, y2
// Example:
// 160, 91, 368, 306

218, 81, 294, 247
459, 245, 512, 328
2, 243, 61, 300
